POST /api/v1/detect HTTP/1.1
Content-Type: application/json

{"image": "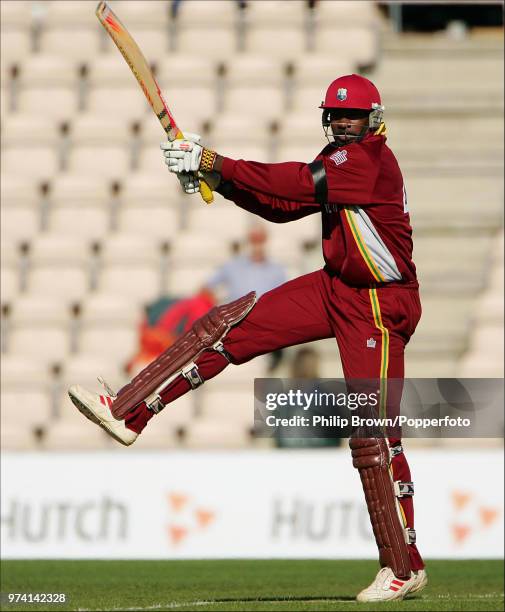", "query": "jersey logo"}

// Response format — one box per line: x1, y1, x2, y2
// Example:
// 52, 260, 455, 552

329, 149, 348, 167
